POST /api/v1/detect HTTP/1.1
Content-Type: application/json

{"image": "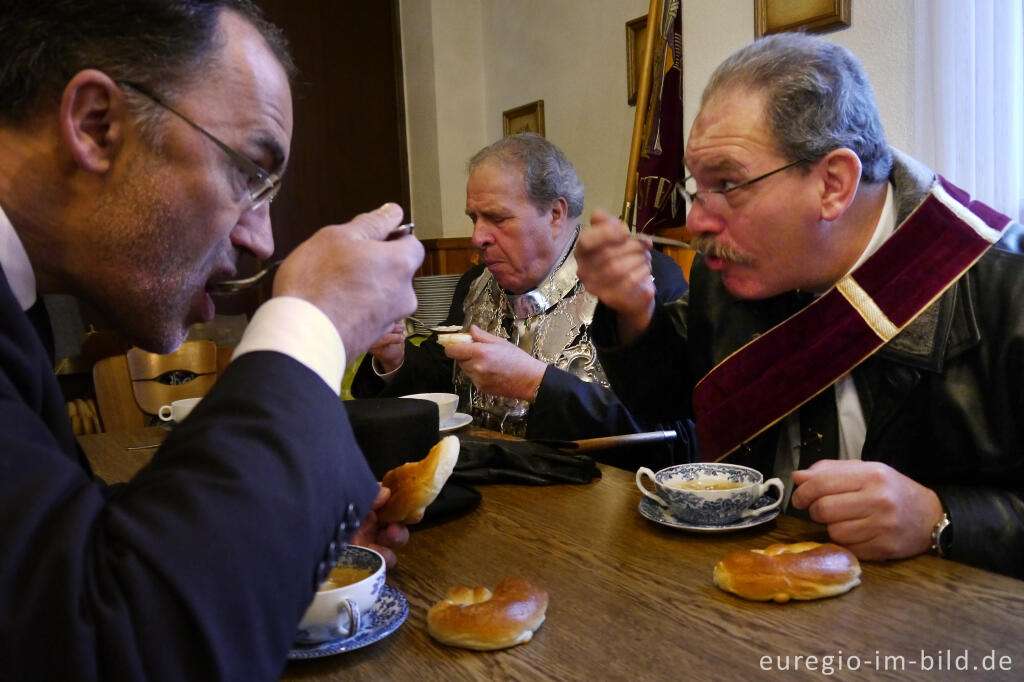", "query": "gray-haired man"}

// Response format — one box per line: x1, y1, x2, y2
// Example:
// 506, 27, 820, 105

354, 133, 690, 454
